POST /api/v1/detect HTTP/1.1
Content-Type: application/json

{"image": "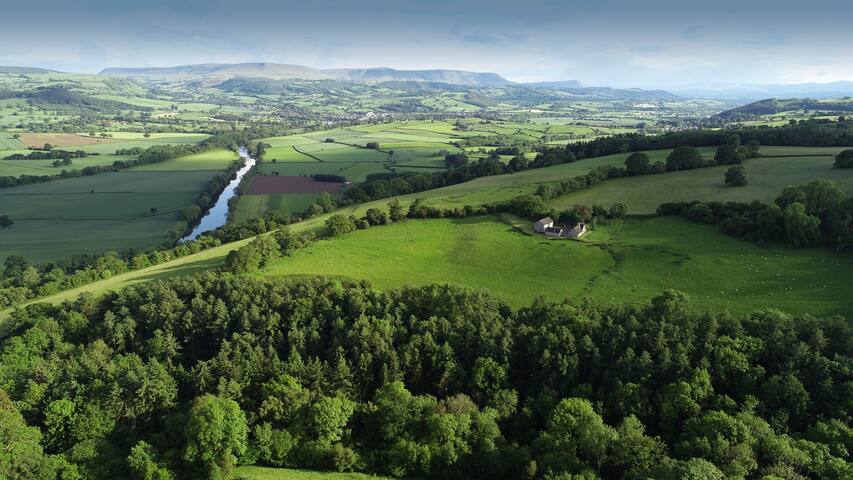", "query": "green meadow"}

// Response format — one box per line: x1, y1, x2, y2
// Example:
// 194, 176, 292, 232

129, 148, 239, 171
230, 466, 392, 480
0, 150, 238, 262
259, 216, 853, 317
550, 149, 852, 213
0, 155, 135, 177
